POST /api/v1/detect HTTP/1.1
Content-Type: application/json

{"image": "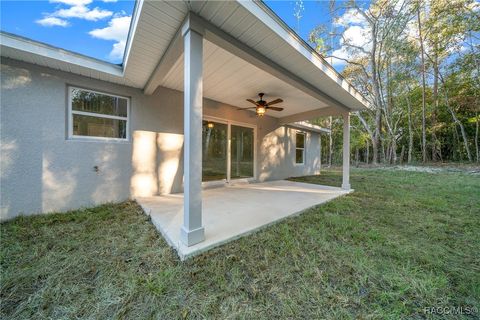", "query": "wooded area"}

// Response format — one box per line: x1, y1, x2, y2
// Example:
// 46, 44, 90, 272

308, 0, 479, 164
